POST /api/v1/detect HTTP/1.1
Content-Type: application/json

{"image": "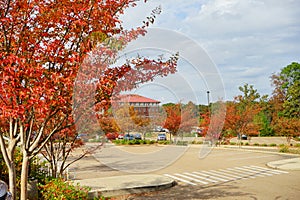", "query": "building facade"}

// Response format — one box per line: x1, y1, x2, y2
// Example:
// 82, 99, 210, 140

114, 94, 160, 117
